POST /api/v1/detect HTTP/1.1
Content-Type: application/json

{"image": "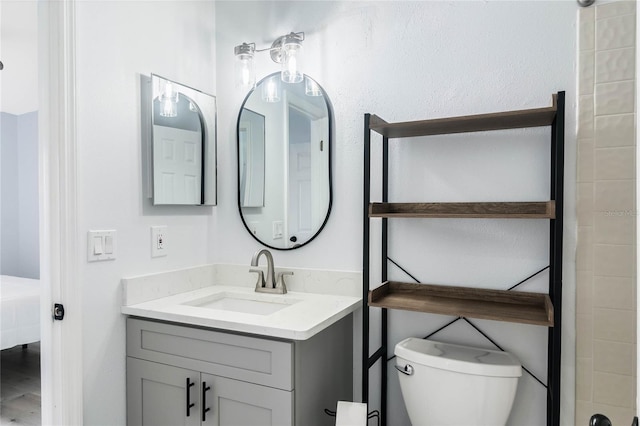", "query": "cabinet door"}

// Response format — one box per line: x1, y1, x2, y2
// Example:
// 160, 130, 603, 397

201, 373, 293, 426
127, 357, 201, 426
